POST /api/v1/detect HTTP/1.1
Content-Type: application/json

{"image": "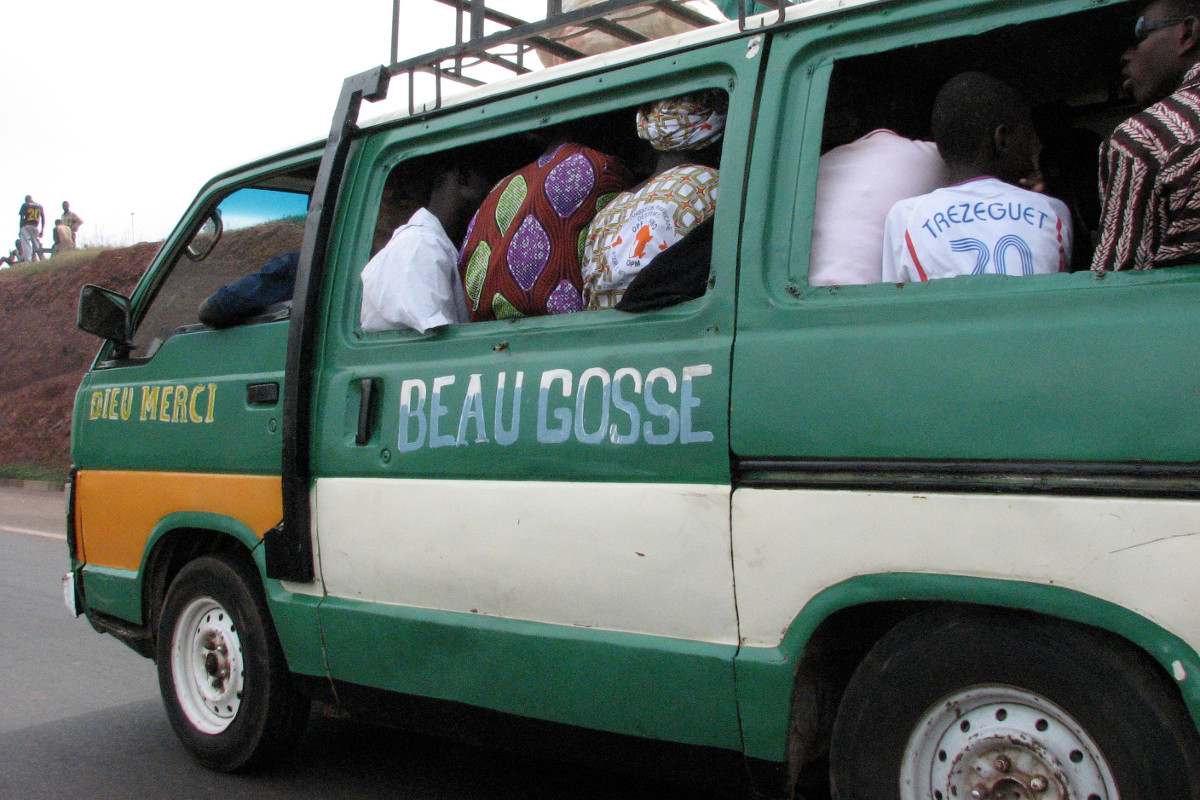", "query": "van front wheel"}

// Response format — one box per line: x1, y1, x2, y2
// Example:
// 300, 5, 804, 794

156, 553, 309, 771
829, 609, 1200, 800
